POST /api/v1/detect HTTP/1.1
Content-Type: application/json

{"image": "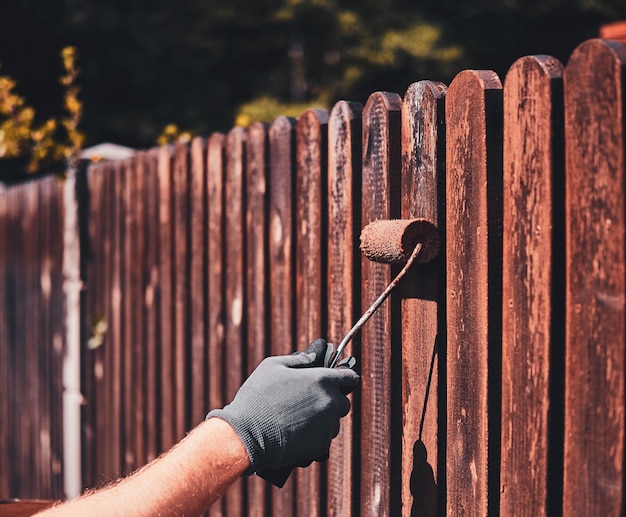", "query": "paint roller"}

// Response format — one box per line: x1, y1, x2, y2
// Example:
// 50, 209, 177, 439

259, 217, 440, 487
327, 217, 440, 367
